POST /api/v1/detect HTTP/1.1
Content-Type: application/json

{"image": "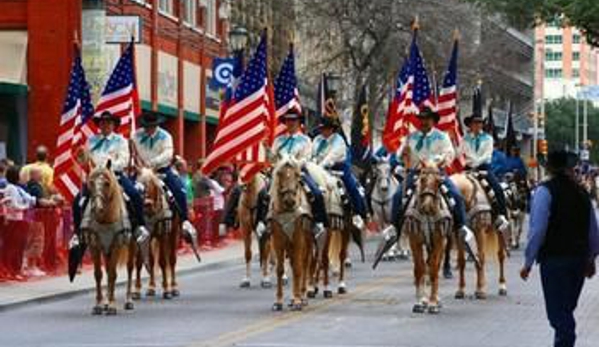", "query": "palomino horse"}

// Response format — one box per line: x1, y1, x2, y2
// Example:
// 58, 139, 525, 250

451, 172, 508, 300
269, 157, 313, 311
370, 160, 409, 260
238, 173, 273, 289
404, 164, 452, 314
304, 163, 353, 298
132, 168, 181, 299
83, 165, 135, 315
